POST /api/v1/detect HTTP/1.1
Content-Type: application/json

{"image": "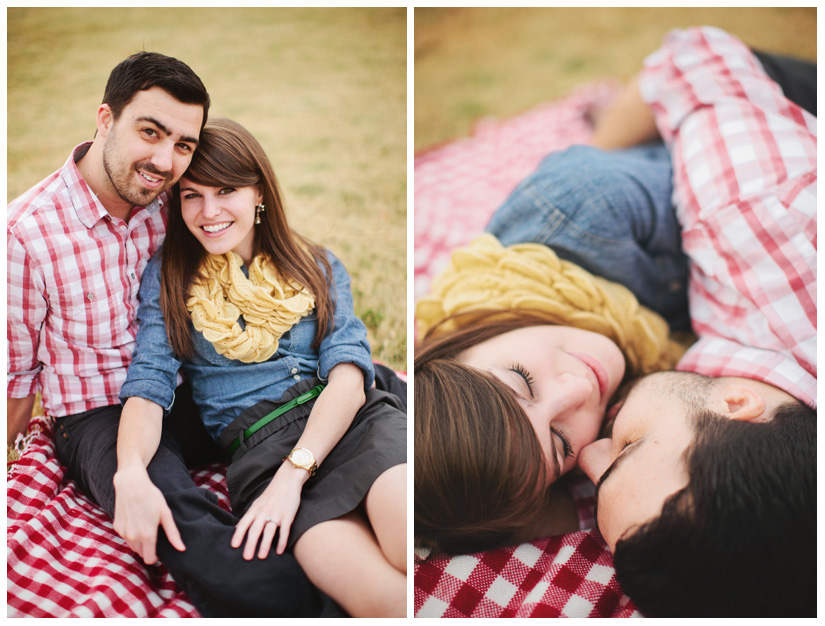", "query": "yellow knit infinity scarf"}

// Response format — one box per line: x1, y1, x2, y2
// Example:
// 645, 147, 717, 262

416, 234, 689, 376
187, 252, 315, 363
